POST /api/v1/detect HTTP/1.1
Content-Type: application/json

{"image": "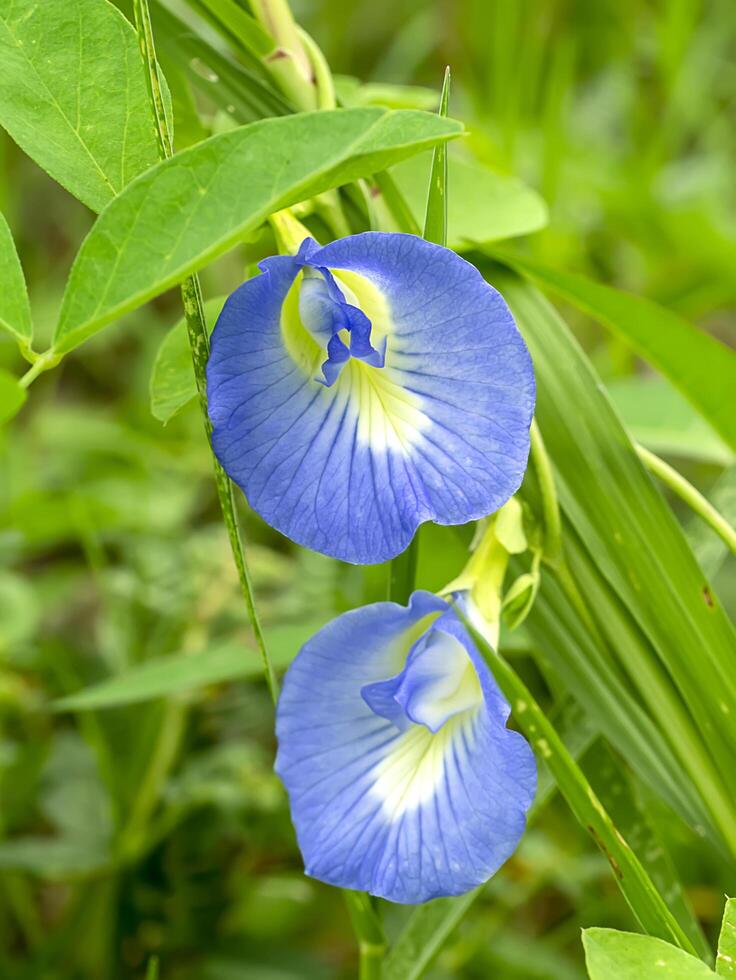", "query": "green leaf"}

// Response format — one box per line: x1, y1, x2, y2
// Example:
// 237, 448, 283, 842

686, 465, 736, 581
491, 250, 736, 452
422, 66, 450, 246
495, 271, 736, 856
0, 0, 168, 213
54, 107, 462, 353
383, 892, 479, 980
582, 929, 715, 979
467, 621, 697, 954
335, 75, 439, 111
150, 297, 224, 422
53, 621, 327, 712
0, 367, 26, 424
607, 377, 733, 466
522, 552, 714, 844
0, 837, 110, 879
717, 898, 736, 977
0, 210, 32, 343
584, 742, 710, 961
391, 153, 548, 249
152, 1, 291, 124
